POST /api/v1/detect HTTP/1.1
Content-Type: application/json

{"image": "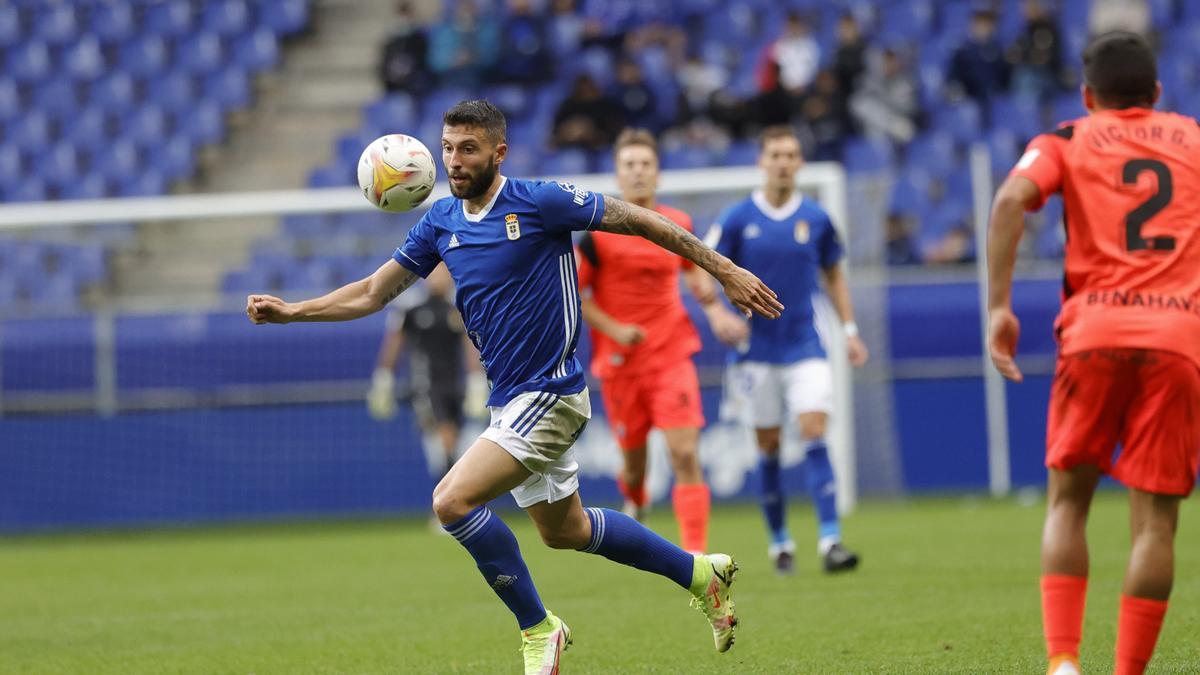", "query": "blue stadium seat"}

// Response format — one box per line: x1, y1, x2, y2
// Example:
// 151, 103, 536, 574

28, 272, 82, 310
89, 72, 137, 113
121, 105, 169, 145
41, 142, 82, 187
0, 4, 19, 48
841, 136, 895, 174
932, 100, 982, 144
64, 36, 106, 82
988, 94, 1043, 142
65, 173, 110, 200
726, 140, 759, 167
366, 94, 419, 135
204, 67, 252, 111
149, 70, 199, 113
260, 0, 310, 37
985, 127, 1020, 177
9, 41, 52, 83
8, 111, 53, 152
336, 130, 375, 168
147, 136, 195, 181
1049, 92, 1086, 125
6, 178, 49, 203
662, 144, 714, 170
94, 139, 141, 184
144, 1, 196, 38
202, 0, 250, 37
234, 28, 280, 72
421, 87, 474, 127
483, 84, 532, 121
308, 163, 353, 188
178, 101, 226, 145
502, 144, 538, 177
0, 78, 19, 122
222, 267, 279, 294
34, 4, 78, 46
34, 79, 82, 120
282, 213, 333, 239
905, 131, 957, 173
282, 261, 337, 292
0, 145, 22, 185
541, 149, 589, 176
91, 2, 135, 43
177, 33, 225, 74
118, 171, 168, 197
889, 174, 933, 218
119, 36, 170, 76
